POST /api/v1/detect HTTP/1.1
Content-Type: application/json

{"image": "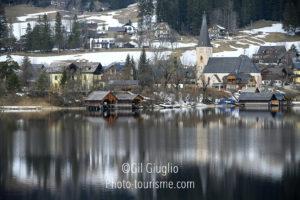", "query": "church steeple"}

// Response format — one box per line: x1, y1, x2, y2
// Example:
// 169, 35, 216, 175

198, 12, 211, 47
